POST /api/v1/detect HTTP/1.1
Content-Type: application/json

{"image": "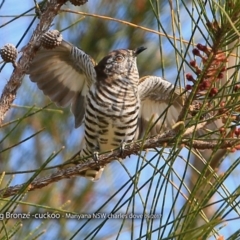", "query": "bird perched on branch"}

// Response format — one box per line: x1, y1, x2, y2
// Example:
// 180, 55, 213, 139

27, 30, 219, 181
